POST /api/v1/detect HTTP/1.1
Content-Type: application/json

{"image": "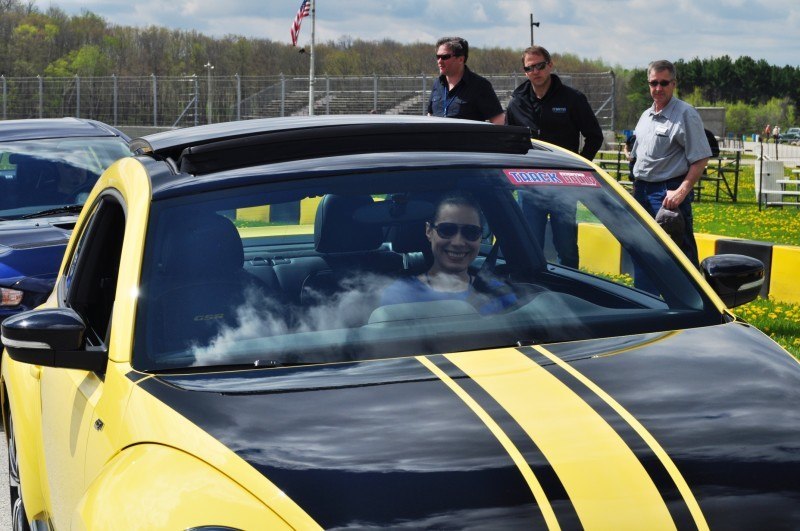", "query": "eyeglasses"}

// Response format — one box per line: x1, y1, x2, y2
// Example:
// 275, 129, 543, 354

436, 53, 459, 61
648, 79, 673, 87
430, 222, 483, 242
523, 61, 549, 72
